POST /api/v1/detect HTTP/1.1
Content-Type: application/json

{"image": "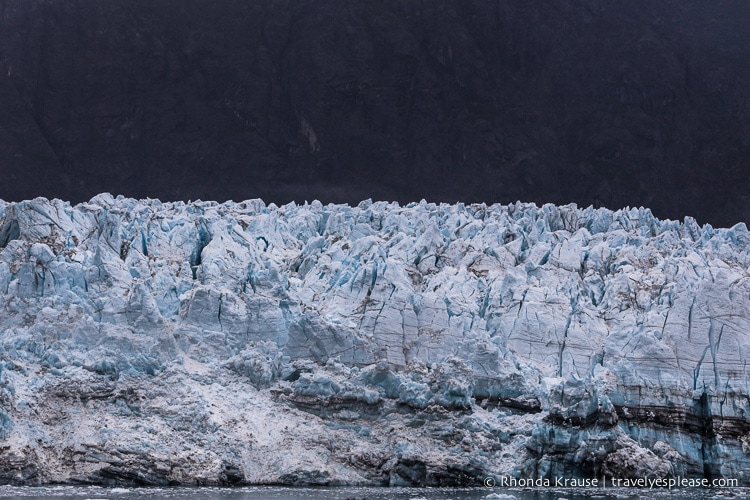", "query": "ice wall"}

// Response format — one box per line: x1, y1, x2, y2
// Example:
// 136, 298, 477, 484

0, 194, 748, 486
